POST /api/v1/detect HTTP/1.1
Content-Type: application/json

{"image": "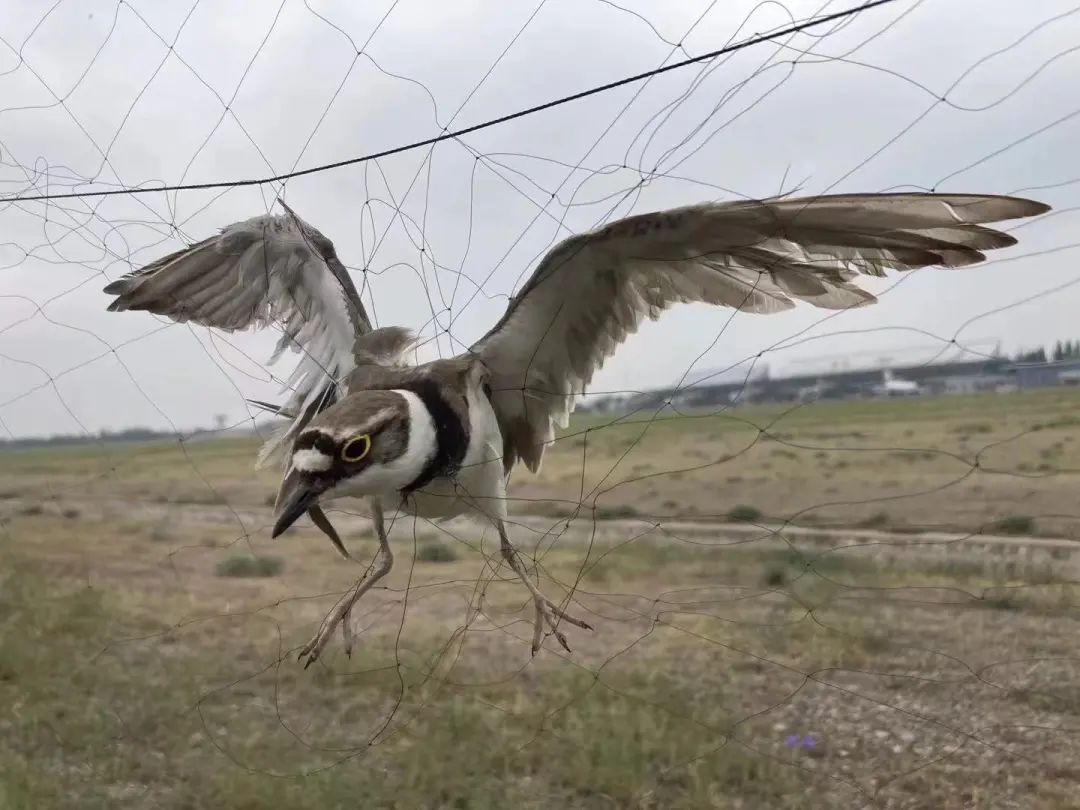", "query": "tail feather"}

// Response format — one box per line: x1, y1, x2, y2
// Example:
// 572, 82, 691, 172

254, 383, 339, 469
246, 398, 295, 418
255, 420, 294, 469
